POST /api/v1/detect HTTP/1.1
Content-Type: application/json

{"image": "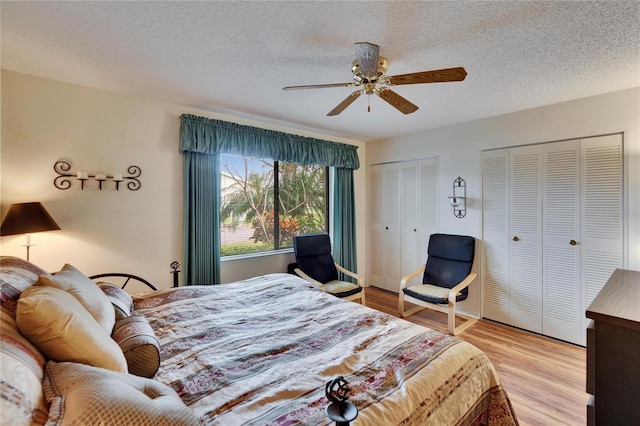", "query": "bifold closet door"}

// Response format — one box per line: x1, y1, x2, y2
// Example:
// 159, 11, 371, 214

400, 162, 420, 288
542, 140, 581, 343
482, 146, 546, 334
580, 134, 623, 345
370, 164, 386, 288
482, 149, 511, 324
370, 163, 401, 292
509, 145, 543, 333
418, 159, 439, 266
369, 159, 438, 293
482, 134, 623, 345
